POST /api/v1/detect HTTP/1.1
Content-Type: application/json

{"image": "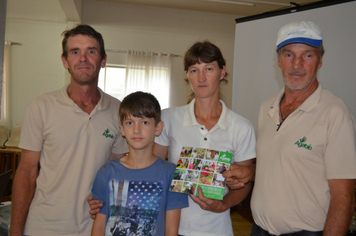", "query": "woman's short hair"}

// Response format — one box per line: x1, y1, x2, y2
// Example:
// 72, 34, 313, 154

183, 41, 228, 103
184, 41, 227, 74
